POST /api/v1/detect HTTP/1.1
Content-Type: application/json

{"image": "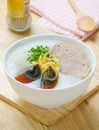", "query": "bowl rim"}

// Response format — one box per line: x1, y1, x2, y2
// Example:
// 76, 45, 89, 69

2, 34, 96, 91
